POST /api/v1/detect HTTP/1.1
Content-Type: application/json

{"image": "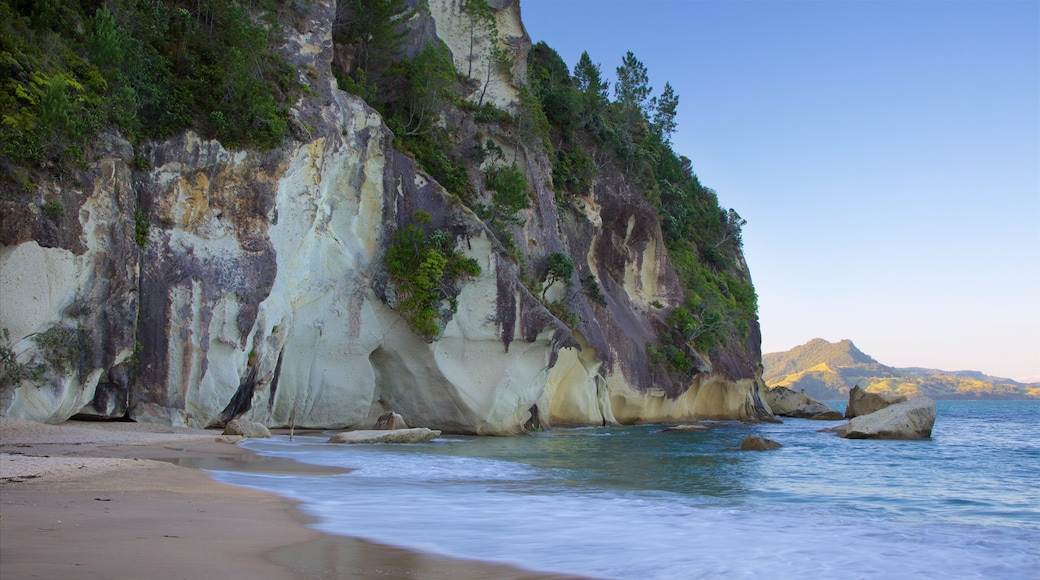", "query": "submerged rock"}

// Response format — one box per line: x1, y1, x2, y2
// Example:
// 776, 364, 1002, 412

740, 435, 782, 451
373, 412, 409, 430
327, 428, 441, 444
764, 387, 843, 420
223, 418, 271, 439
661, 424, 711, 433
840, 396, 935, 440
845, 386, 907, 419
